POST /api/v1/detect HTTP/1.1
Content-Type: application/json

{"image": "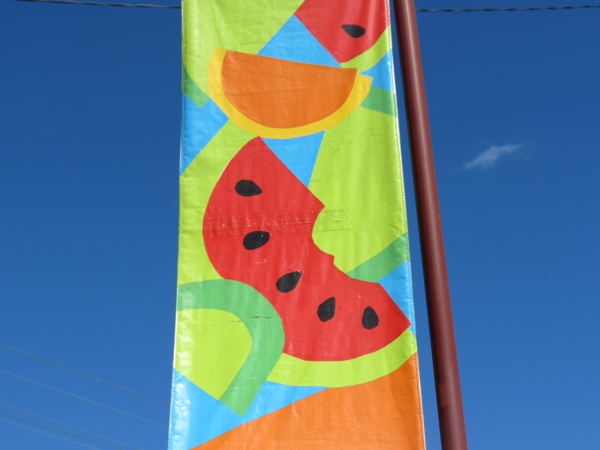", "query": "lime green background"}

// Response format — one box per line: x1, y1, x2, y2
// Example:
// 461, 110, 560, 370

176, 309, 251, 400
309, 106, 408, 273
